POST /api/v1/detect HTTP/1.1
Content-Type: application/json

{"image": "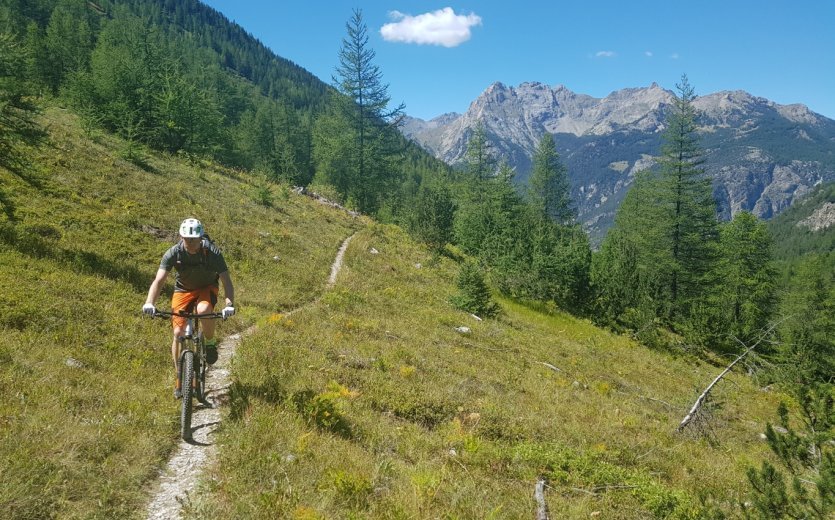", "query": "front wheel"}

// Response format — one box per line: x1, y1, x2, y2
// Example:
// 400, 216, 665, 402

180, 350, 194, 441
196, 338, 208, 404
